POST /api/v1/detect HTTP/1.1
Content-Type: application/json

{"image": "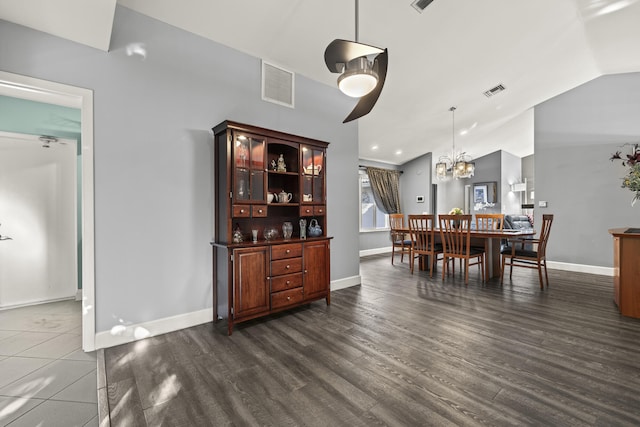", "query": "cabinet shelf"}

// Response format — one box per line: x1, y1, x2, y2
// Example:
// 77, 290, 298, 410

268, 170, 298, 176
